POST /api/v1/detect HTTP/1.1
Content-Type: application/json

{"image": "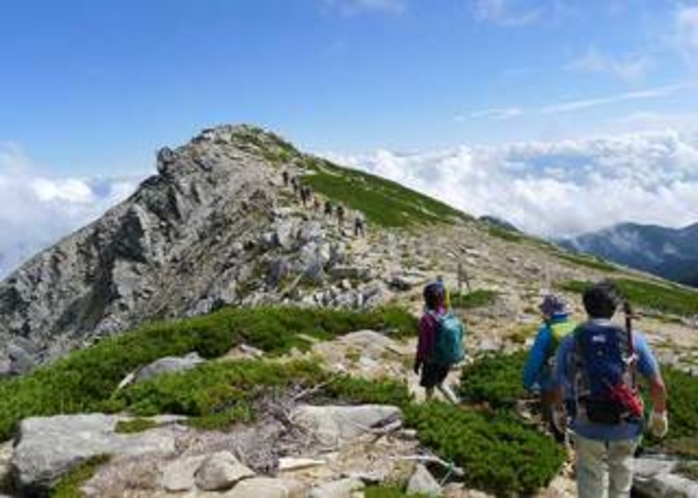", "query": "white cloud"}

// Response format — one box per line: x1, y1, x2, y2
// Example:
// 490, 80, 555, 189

676, 5, 698, 63
467, 107, 524, 119
540, 83, 693, 114
0, 143, 142, 278
325, 0, 406, 15
325, 130, 698, 238
568, 47, 652, 83
473, 0, 542, 26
